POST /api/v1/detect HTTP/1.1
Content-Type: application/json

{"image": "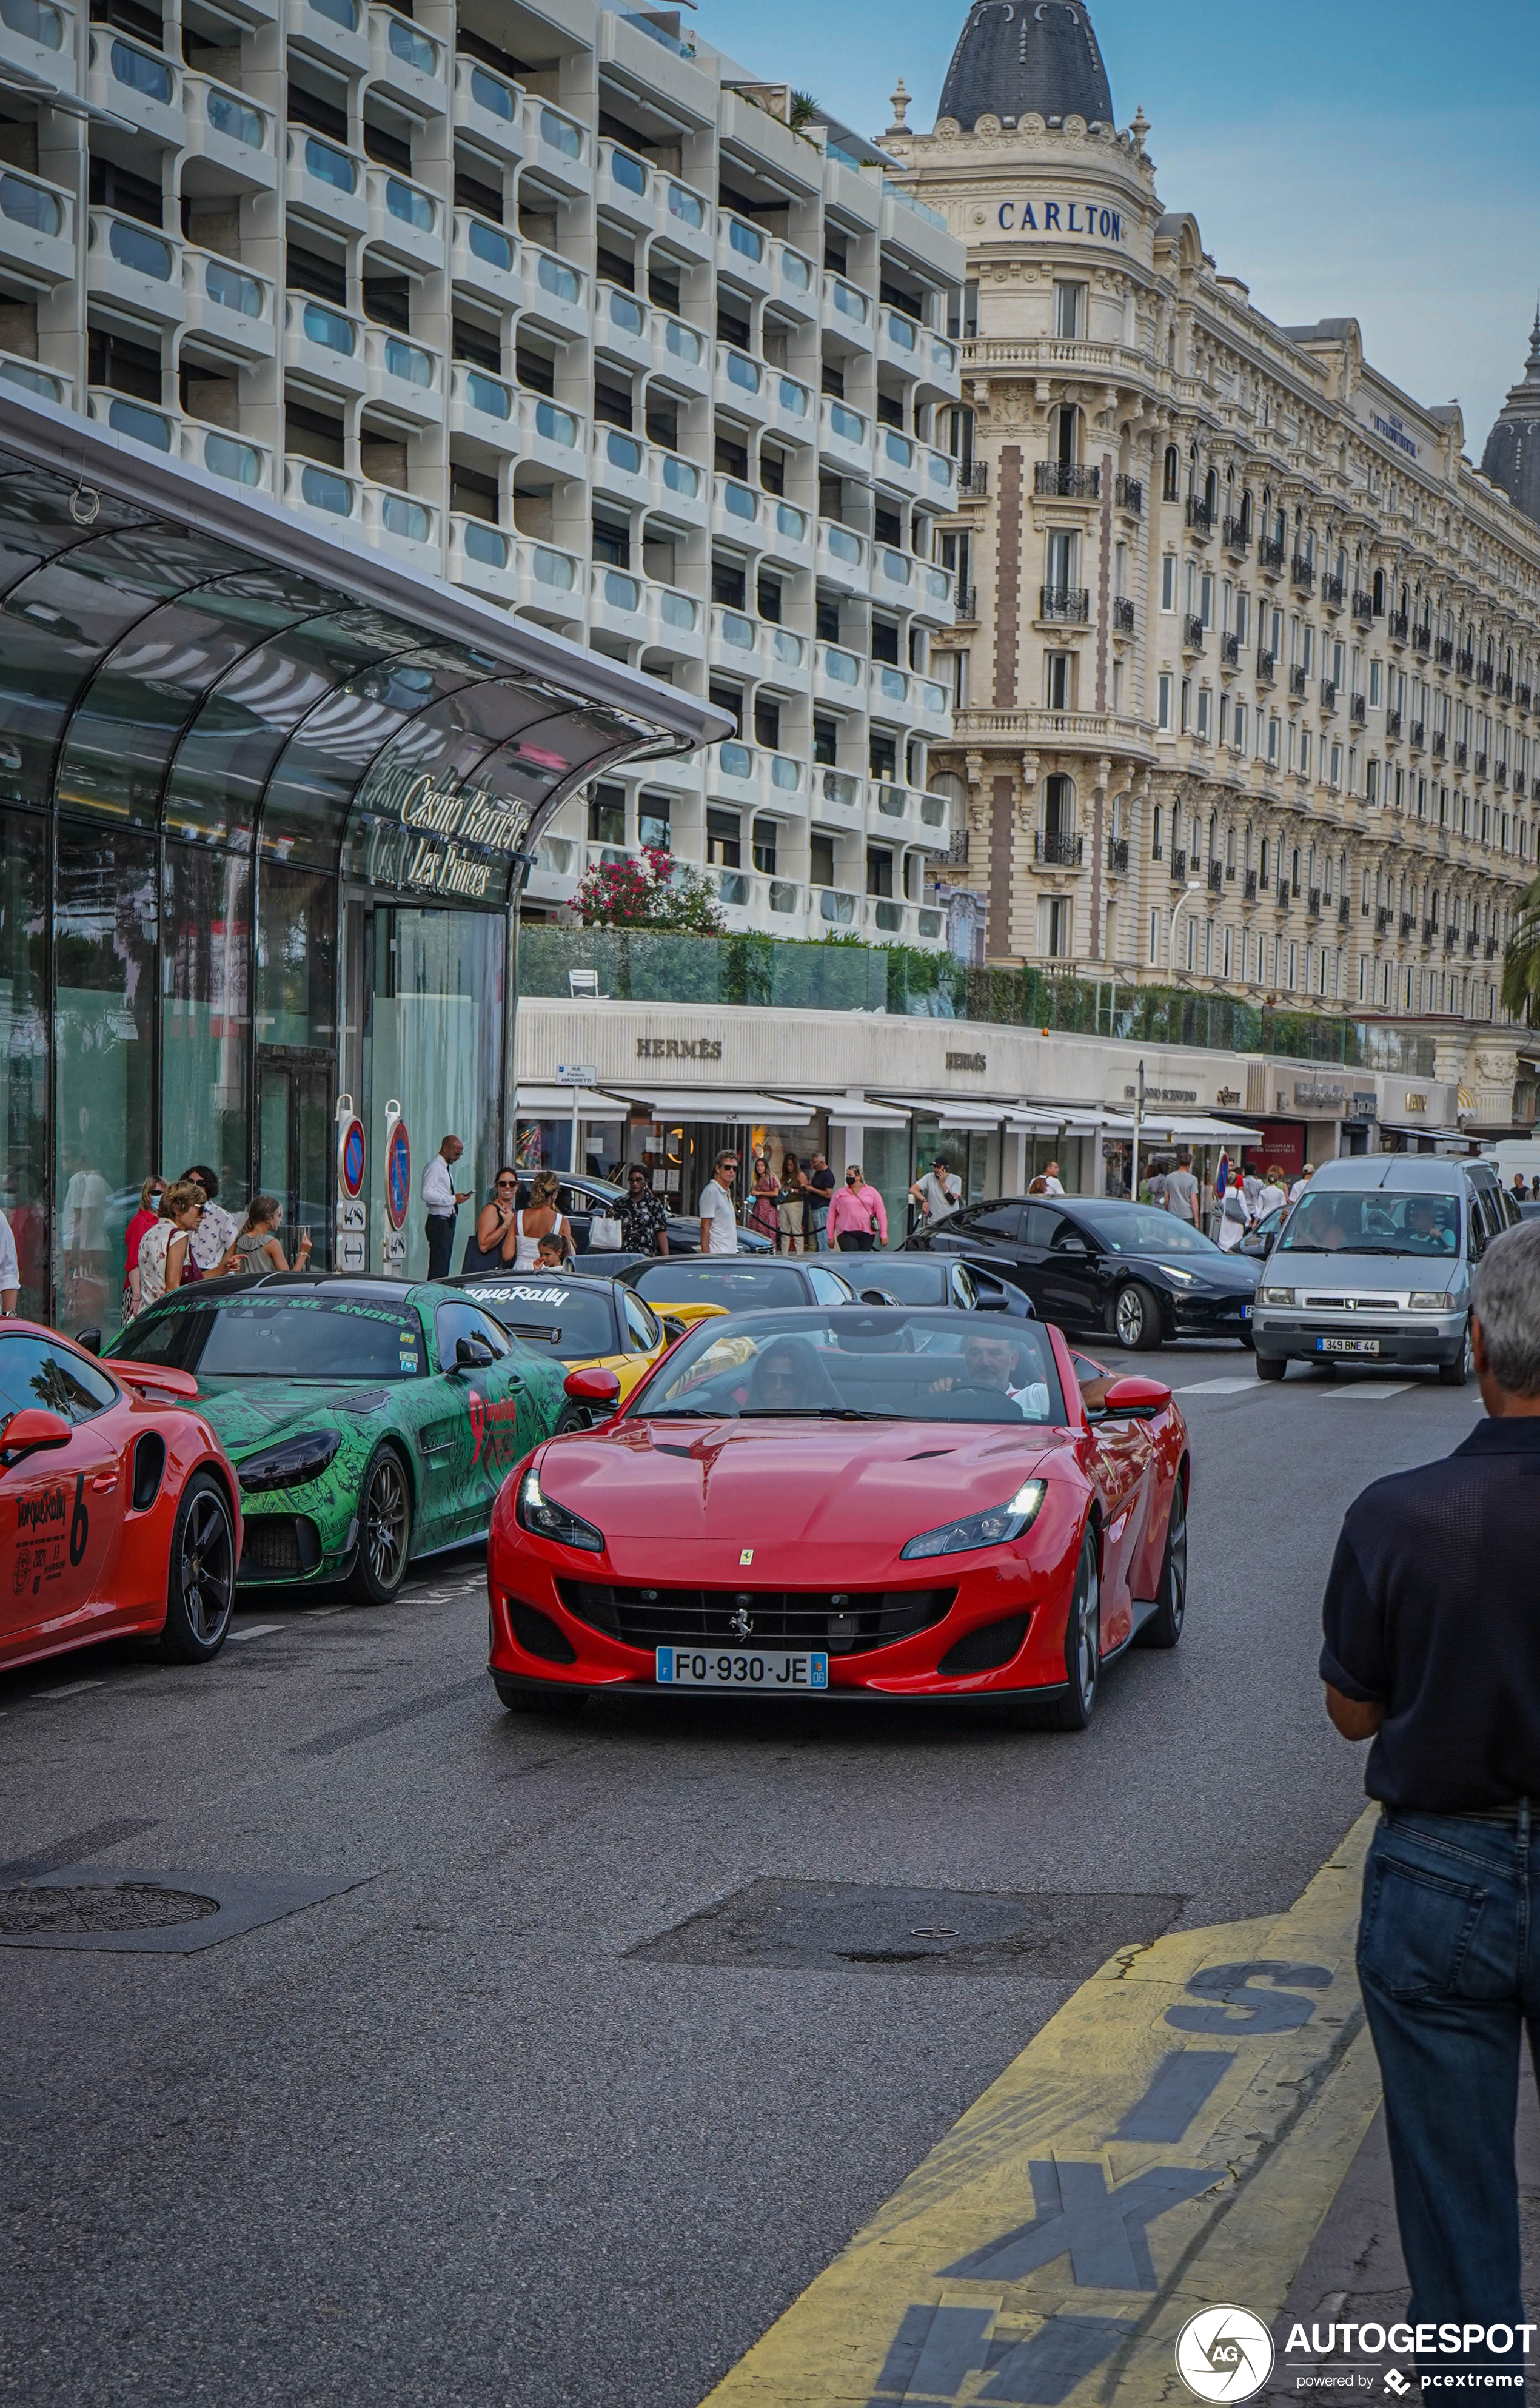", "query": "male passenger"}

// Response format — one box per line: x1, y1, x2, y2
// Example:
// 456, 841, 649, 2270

1321, 1221, 1540, 2400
